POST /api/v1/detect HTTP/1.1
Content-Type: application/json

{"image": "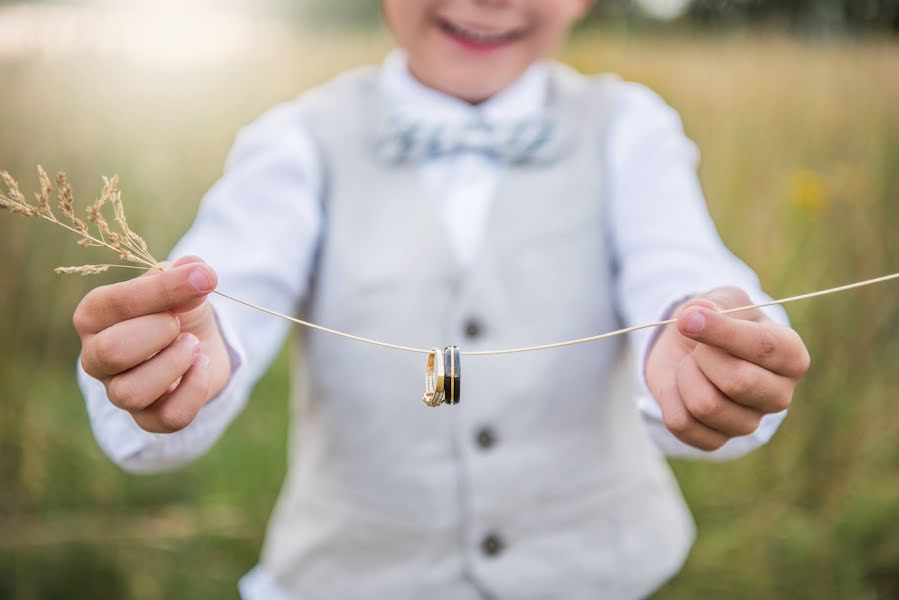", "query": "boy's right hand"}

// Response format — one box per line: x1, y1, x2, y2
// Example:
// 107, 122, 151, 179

74, 256, 232, 434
